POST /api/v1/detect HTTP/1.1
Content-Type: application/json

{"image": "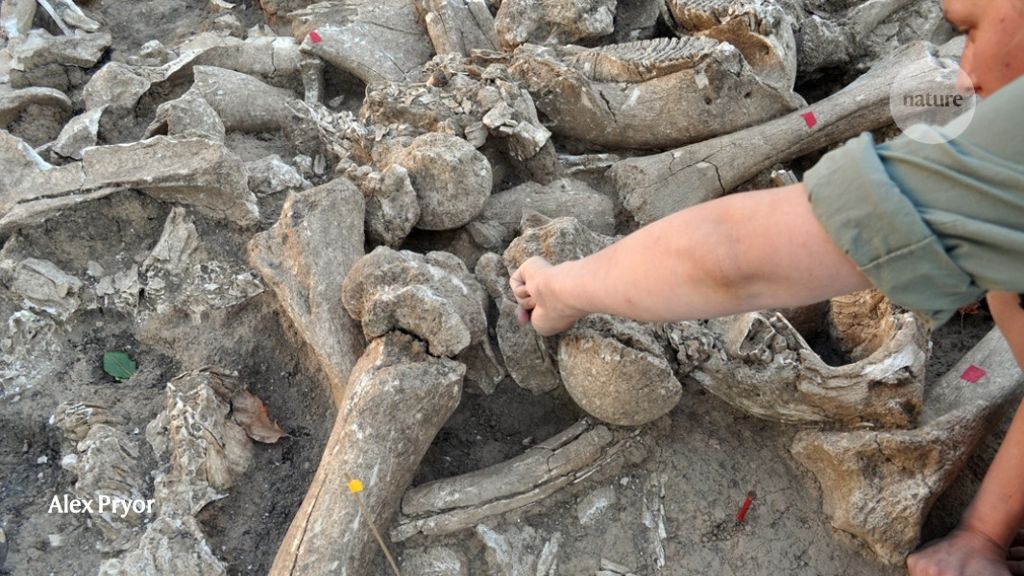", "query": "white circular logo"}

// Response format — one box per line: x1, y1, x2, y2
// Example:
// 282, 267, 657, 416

889, 55, 977, 144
